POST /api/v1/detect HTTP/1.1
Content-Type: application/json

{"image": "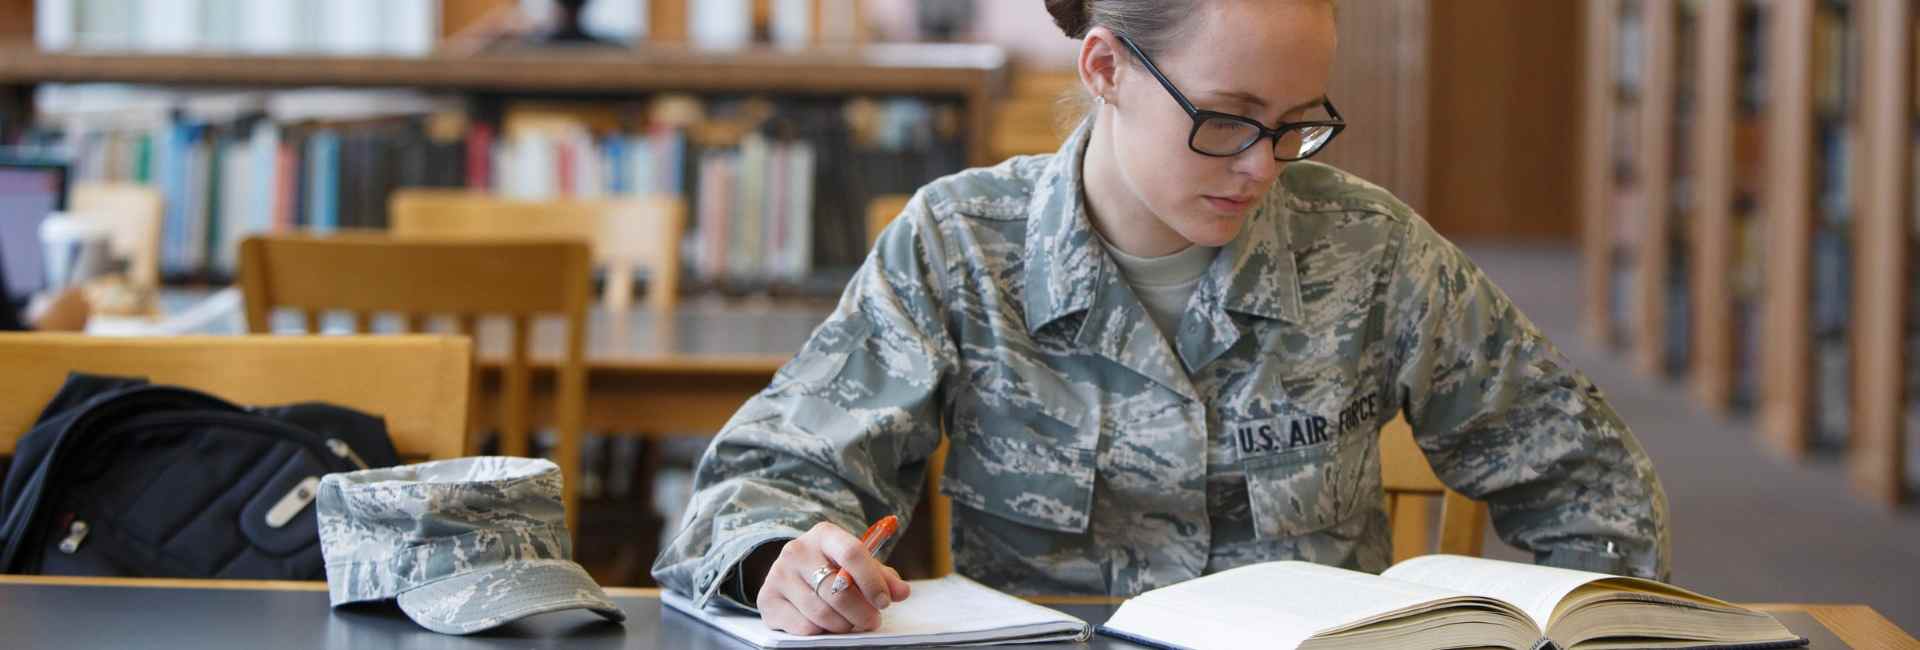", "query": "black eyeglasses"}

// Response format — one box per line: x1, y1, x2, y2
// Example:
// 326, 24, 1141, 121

1113, 32, 1345, 161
